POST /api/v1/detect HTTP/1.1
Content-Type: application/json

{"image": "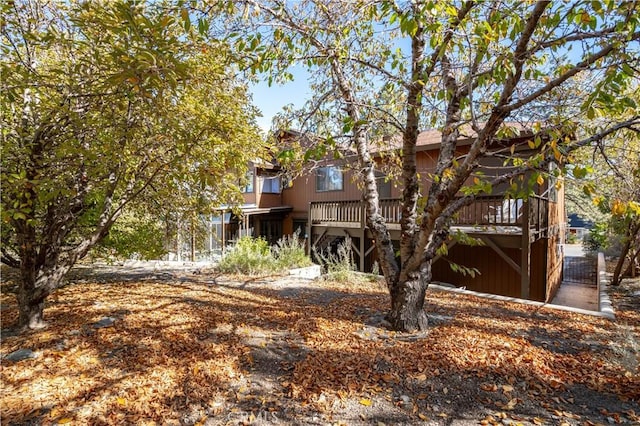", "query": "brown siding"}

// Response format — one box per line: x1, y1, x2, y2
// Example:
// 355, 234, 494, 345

545, 187, 565, 301
546, 233, 563, 302
282, 166, 363, 218
256, 192, 282, 208
242, 192, 256, 205
431, 245, 521, 298
530, 239, 547, 302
